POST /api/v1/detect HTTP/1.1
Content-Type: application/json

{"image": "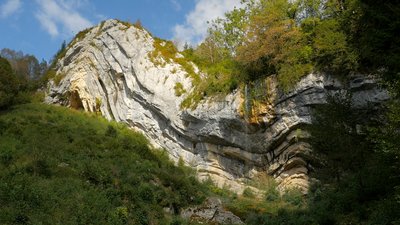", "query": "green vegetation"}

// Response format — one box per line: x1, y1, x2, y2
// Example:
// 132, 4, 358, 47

1, 1, 399, 222
149, 38, 200, 84
180, 0, 399, 101
225, 94, 400, 225
181, 49, 242, 108
175, 0, 400, 222
174, 82, 186, 97
96, 21, 106, 36
118, 20, 133, 31
0, 54, 44, 110
95, 97, 102, 112
53, 72, 66, 86
196, 176, 305, 224
117, 19, 144, 31
69, 28, 92, 49
0, 101, 311, 224
0, 103, 208, 224
0, 57, 19, 109
303, 93, 400, 224
0, 48, 47, 83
